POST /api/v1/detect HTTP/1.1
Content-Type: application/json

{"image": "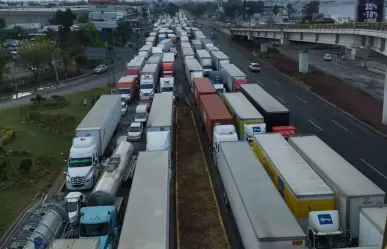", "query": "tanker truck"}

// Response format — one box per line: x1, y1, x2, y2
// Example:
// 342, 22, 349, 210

65, 141, 134, 249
